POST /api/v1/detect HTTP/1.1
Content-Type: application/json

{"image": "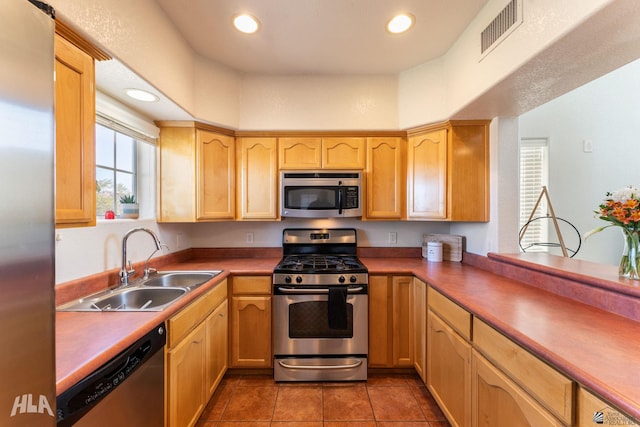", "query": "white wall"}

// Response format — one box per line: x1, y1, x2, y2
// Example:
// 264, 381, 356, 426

55, 219, 450, 284
237, 75, 399, 130
49, 0, 198, 116
184, 219, 450, 249
50, 0, 617, 131
519, 58, 640, 266
55, 219, 192, 284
